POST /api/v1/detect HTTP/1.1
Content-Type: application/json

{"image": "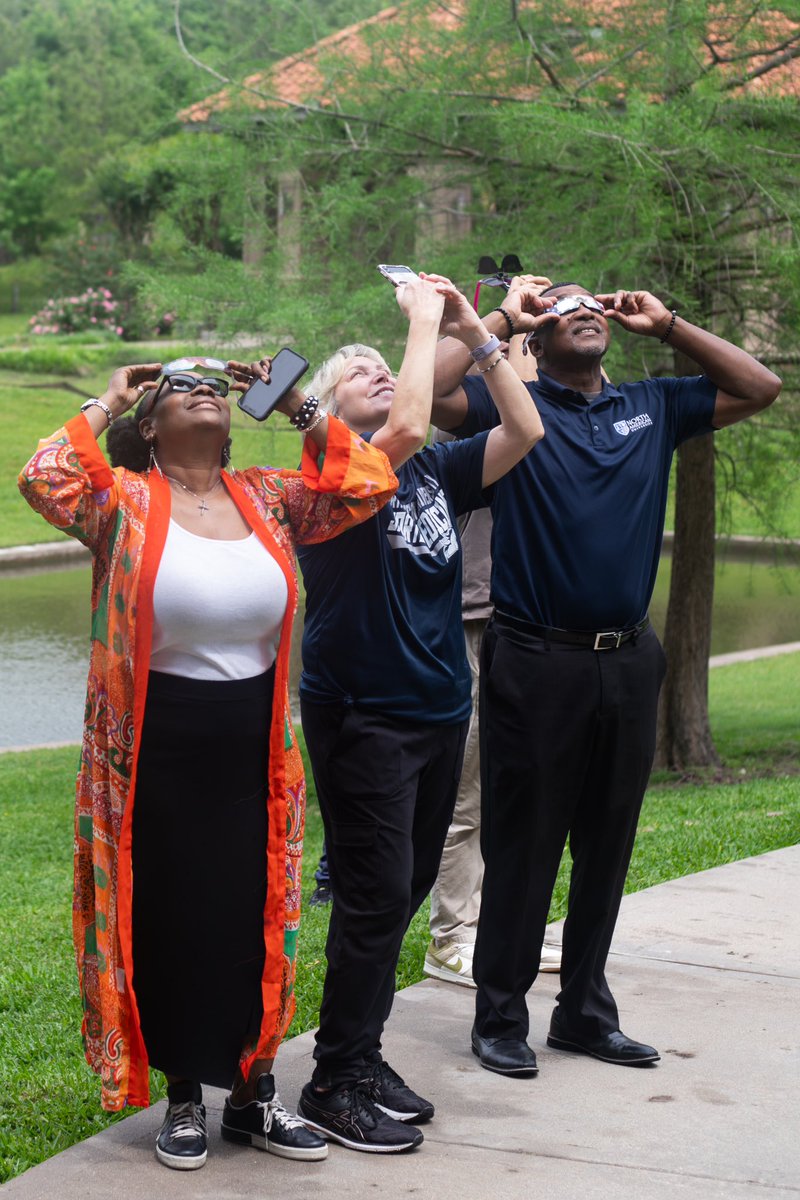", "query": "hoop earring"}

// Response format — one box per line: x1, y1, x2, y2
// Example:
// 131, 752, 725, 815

222, 441, 231, 467
147, 437, 156, 473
